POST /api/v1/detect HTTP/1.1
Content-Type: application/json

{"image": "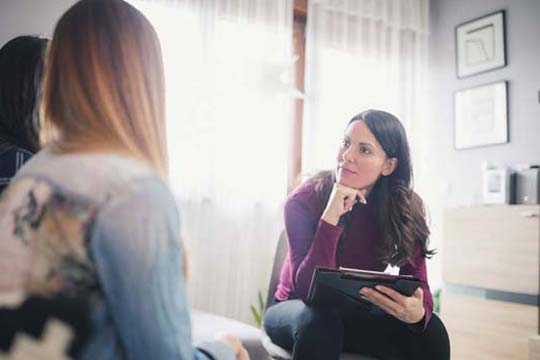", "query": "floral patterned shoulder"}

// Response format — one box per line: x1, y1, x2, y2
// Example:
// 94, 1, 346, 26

0, 178, 100, 308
